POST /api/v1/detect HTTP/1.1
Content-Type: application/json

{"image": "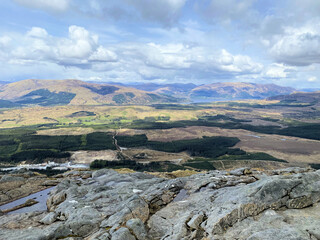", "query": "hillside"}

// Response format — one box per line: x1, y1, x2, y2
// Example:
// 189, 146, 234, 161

268, 91, 320, 105
190, 82, 295, 100
0, 79, 178, 106
0, 80, 299, 107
